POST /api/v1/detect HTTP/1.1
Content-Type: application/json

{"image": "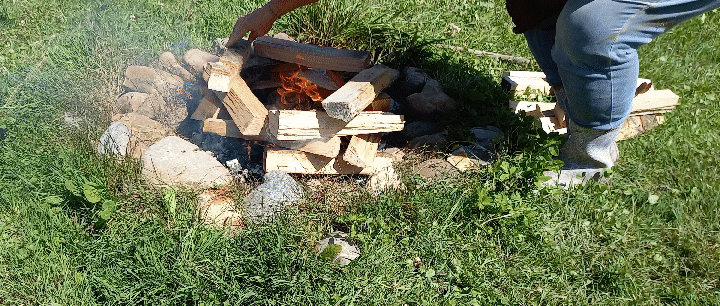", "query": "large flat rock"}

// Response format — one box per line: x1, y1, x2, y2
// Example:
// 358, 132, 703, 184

142, 136, 232, 188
